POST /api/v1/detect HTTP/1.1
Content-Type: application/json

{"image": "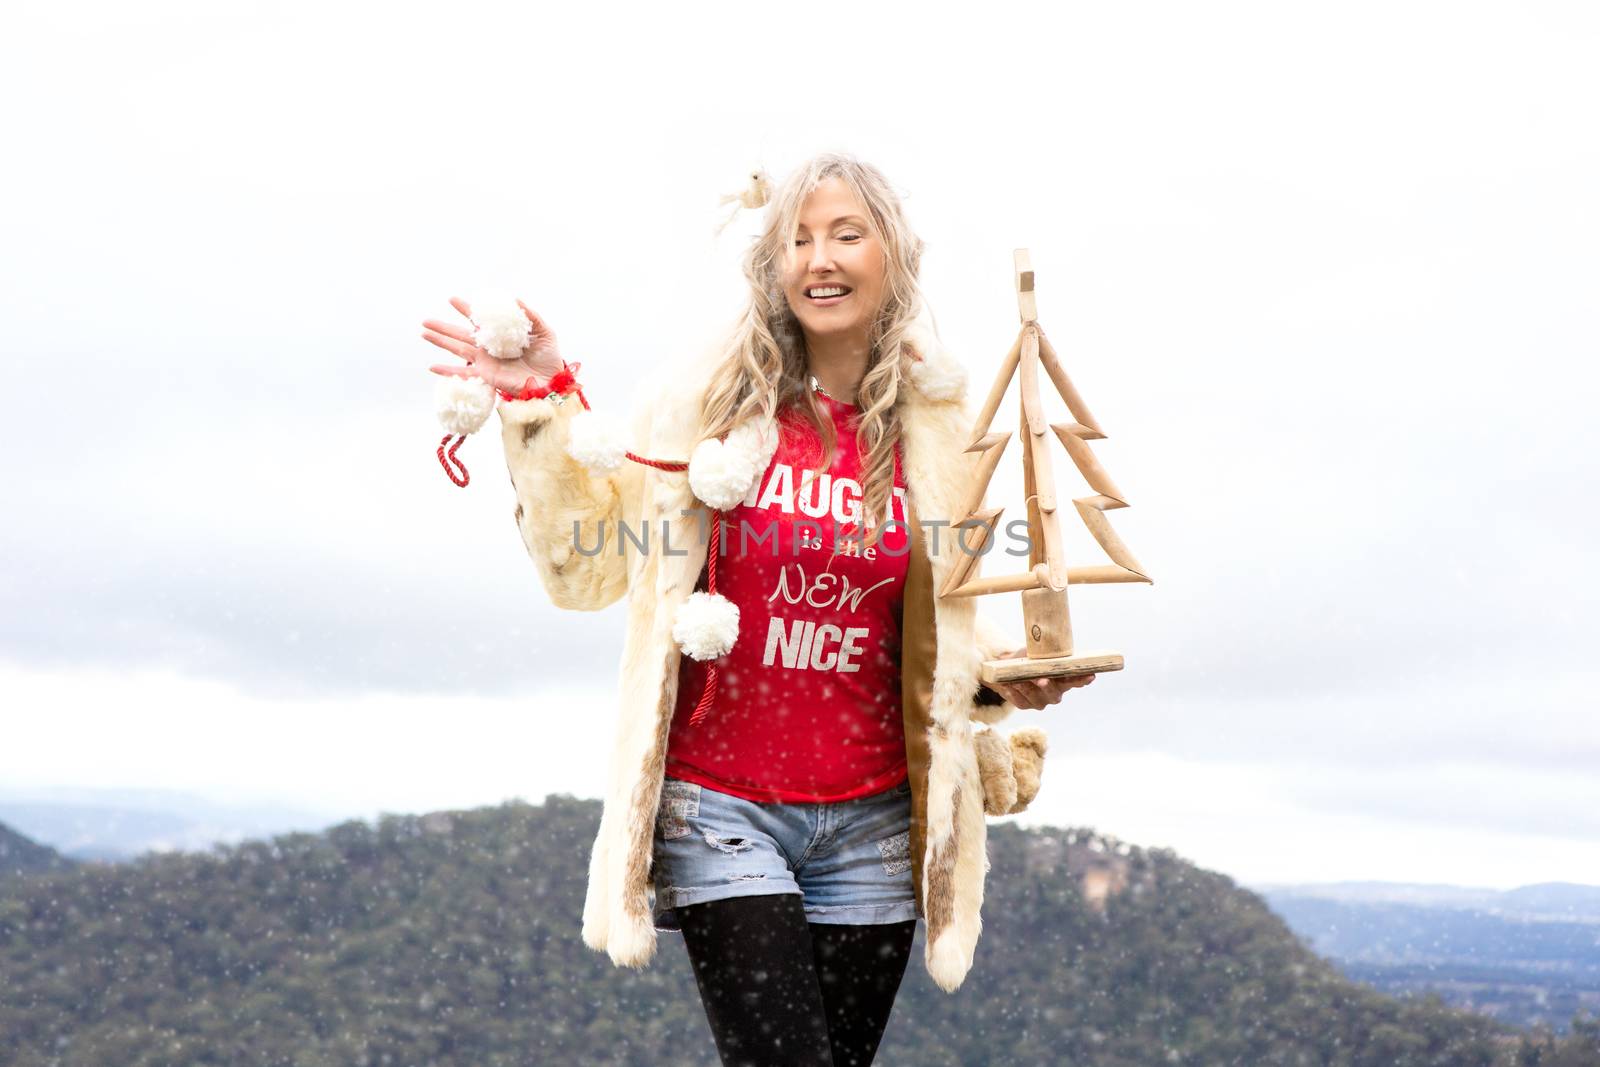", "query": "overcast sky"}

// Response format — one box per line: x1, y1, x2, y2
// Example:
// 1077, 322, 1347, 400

2, 1, 1596, 889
